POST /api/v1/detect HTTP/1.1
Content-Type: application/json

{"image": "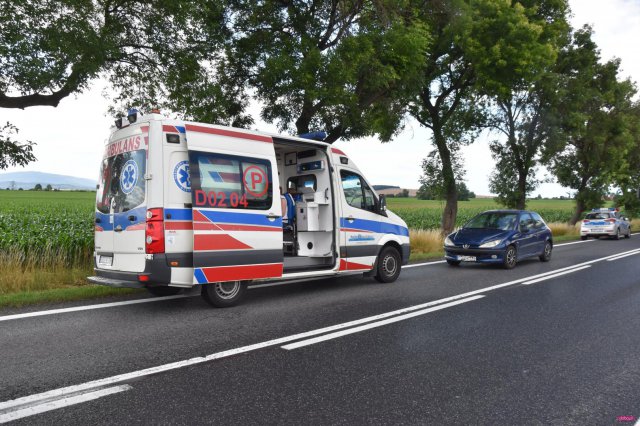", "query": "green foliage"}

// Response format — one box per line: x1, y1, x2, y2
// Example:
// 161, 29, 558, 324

416, 149, 464, 201
34, 183, 42, 191
0, 122, 36, 170
226, 0, 430, 141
